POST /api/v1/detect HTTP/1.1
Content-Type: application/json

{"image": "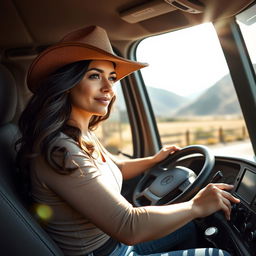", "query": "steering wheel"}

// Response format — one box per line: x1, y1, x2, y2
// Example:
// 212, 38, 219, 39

133, 145, 215, 206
